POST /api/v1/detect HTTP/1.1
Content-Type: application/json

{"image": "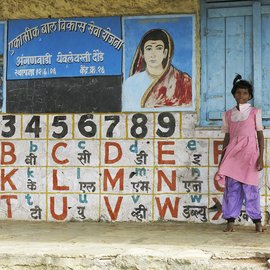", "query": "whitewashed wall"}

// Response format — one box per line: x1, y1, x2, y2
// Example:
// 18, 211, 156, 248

0, 112, 268, 224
